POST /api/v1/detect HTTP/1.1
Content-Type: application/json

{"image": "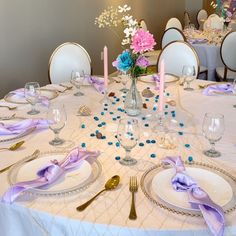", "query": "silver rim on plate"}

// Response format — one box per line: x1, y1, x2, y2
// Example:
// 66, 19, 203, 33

7, 150, 102, 197
140, 161, 236, 217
